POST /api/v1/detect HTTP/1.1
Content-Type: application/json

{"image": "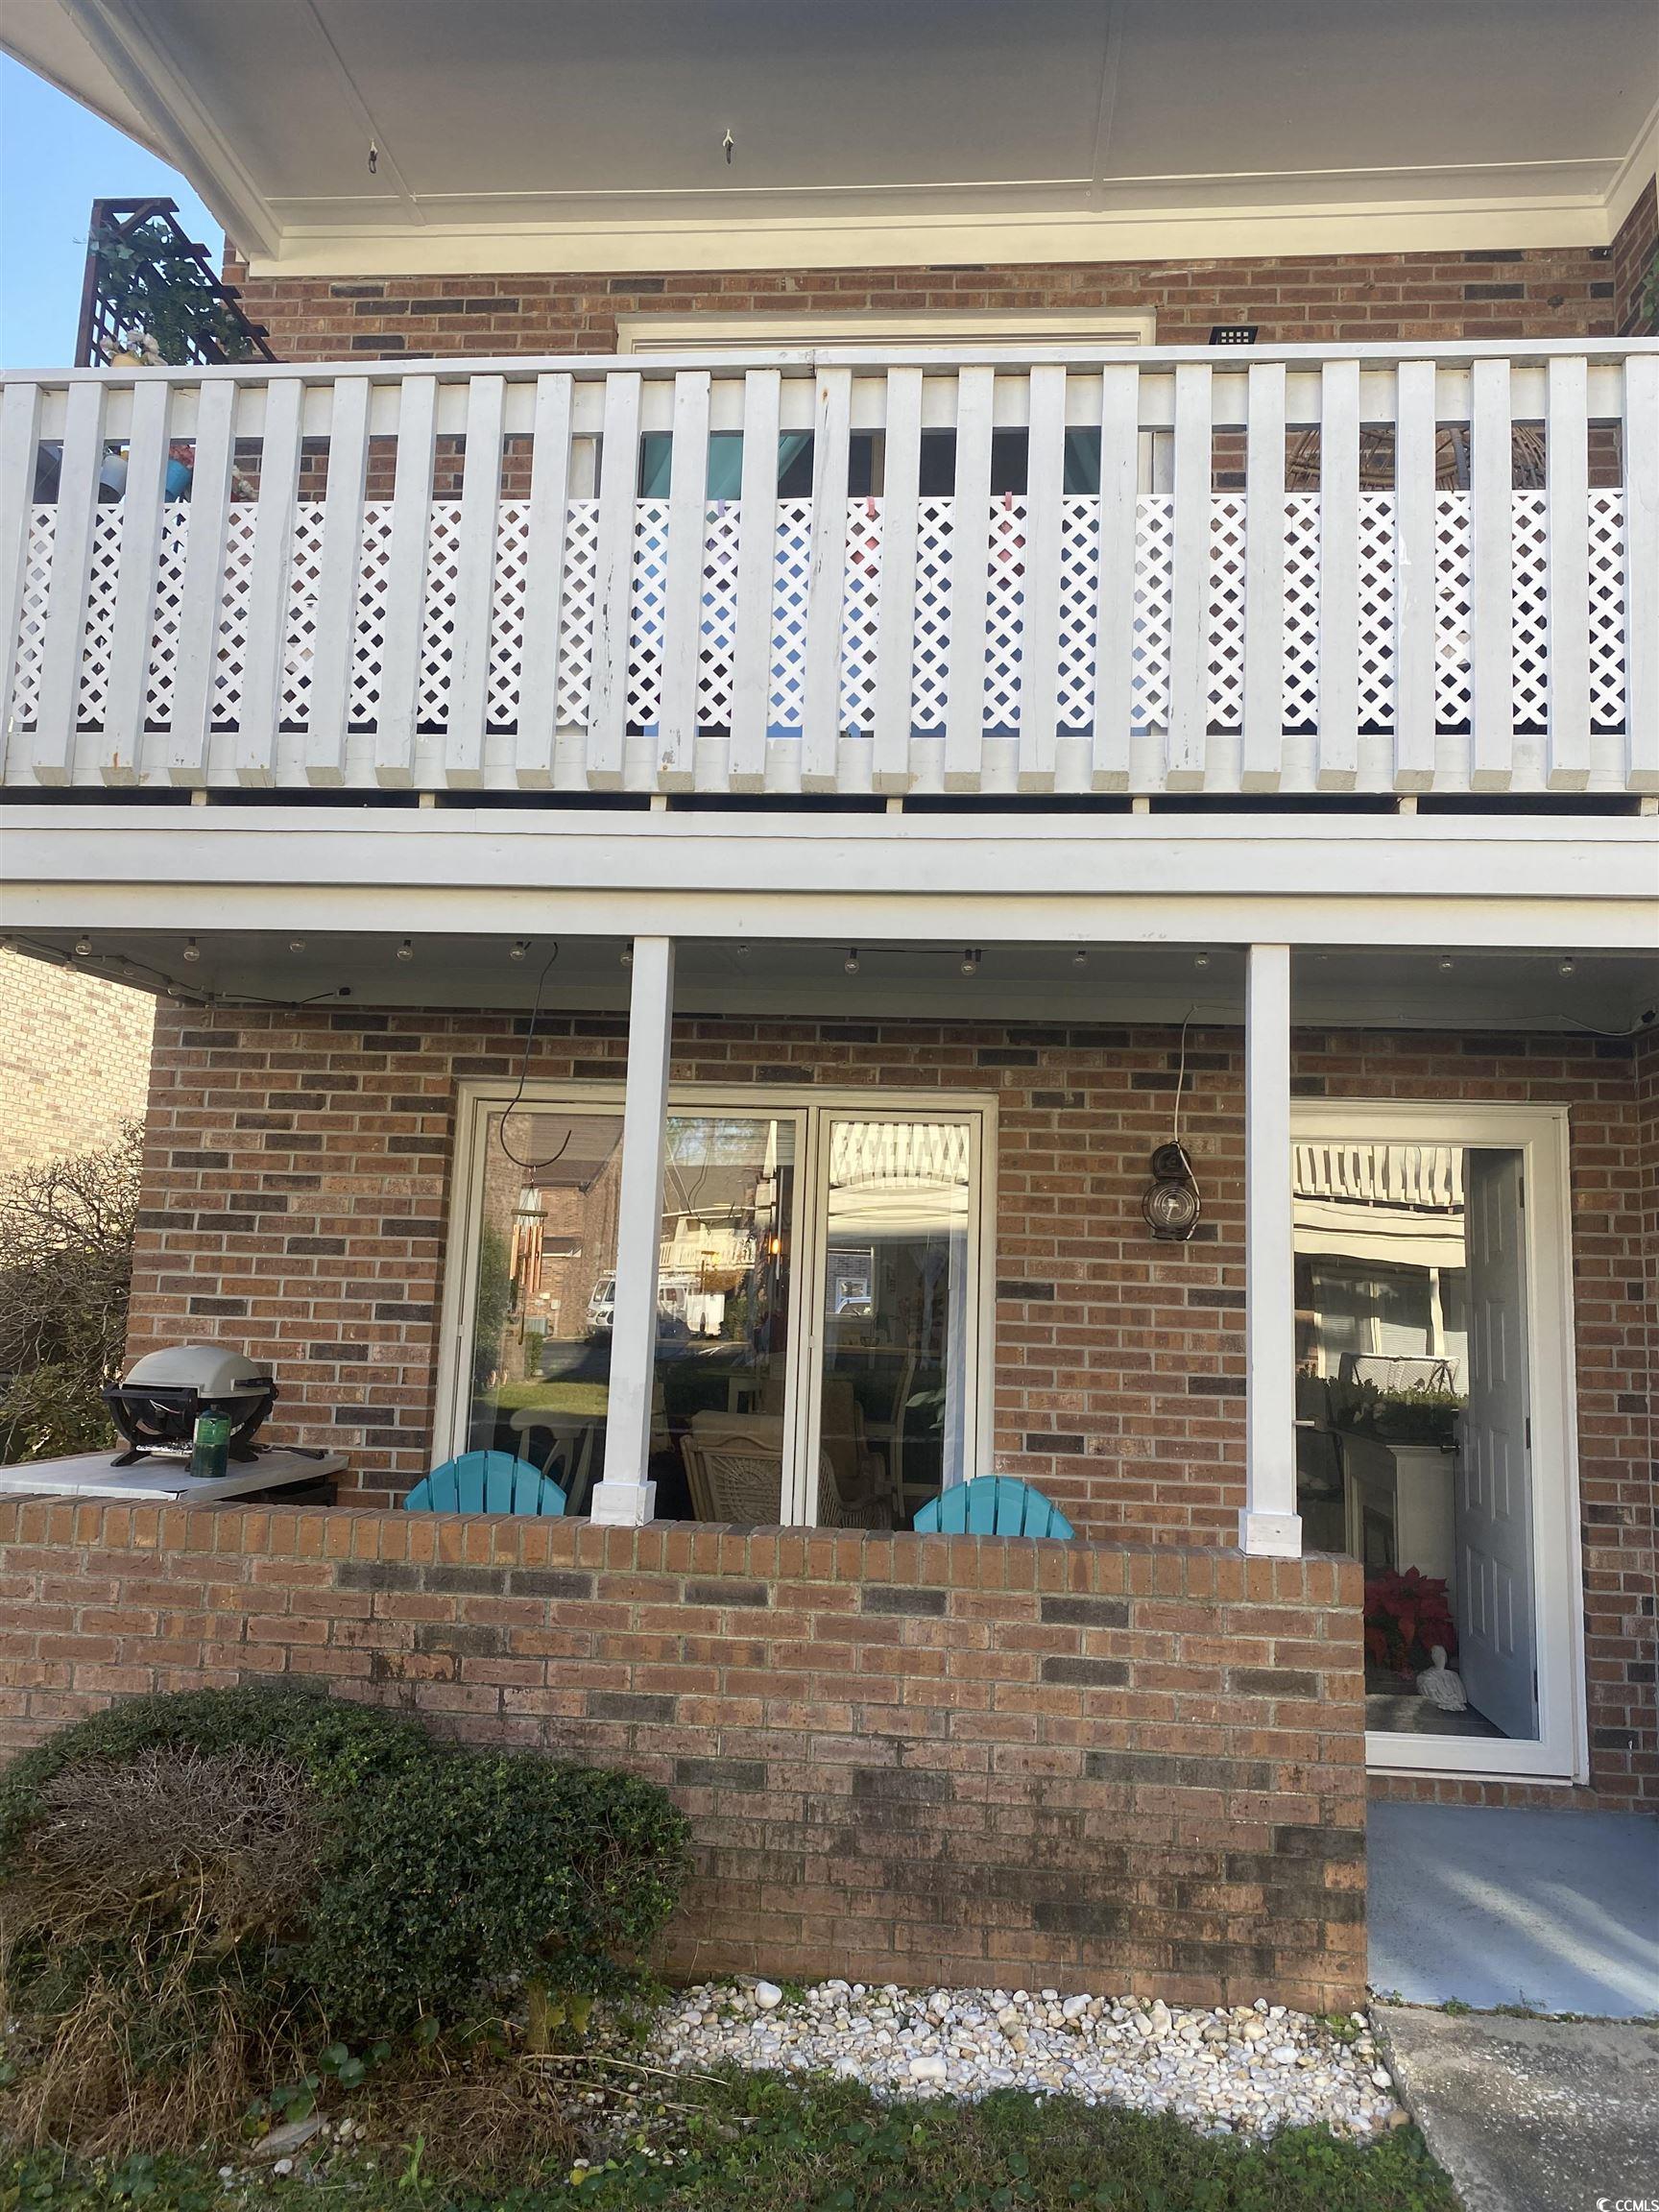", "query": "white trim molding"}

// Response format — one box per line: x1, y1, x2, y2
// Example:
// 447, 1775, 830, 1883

617, 311, 1157, 354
